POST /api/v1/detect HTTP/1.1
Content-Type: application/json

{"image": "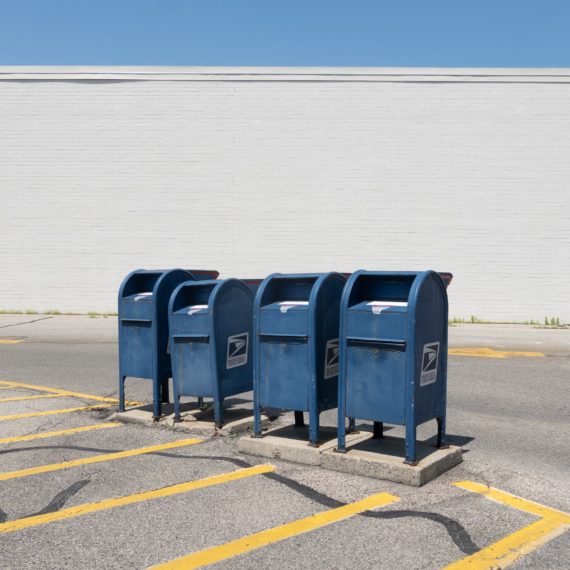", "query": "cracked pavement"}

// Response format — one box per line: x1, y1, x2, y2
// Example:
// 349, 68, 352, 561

0, 315, 568, 569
